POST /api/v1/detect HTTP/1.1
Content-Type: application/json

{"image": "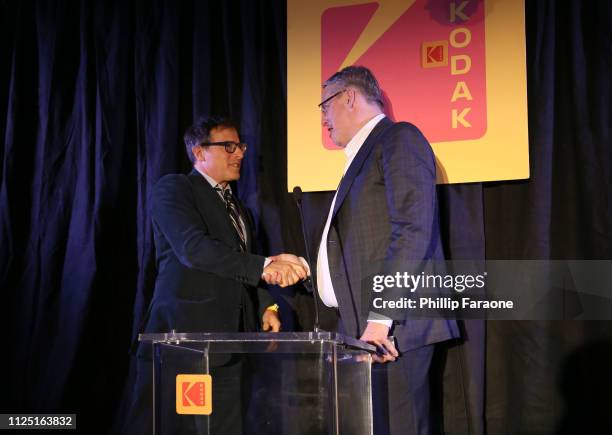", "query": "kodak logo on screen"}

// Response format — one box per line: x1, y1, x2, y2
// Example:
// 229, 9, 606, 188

422, 41, 448, 68
176, 374, 212, 415
320, 0, 486, 149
